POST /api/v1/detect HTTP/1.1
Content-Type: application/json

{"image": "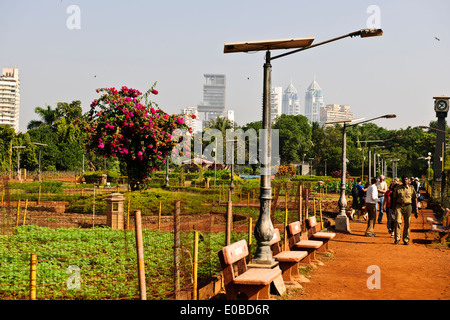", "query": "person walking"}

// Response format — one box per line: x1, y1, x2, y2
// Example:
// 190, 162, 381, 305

392, 175, 418, 245
376, 175, 388, 224
351, 178, 364, 220
365, 177, 379, 237
386, 178, 399, 237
